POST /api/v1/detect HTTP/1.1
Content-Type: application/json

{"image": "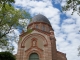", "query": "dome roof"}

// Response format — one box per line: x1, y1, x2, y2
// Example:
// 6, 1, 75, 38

30, 14, 51, 25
